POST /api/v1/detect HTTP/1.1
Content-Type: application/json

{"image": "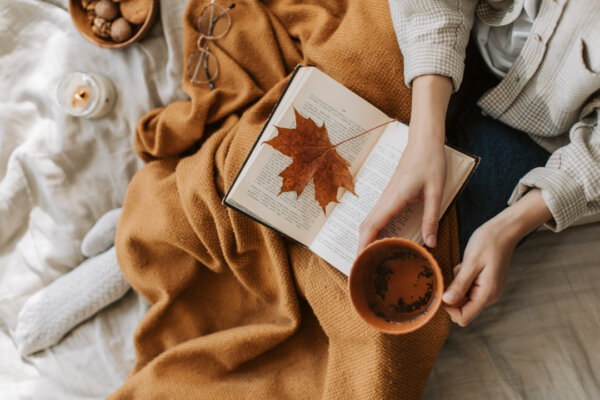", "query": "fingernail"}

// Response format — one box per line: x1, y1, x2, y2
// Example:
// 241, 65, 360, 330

426, 234, 436, 248
443, 290, 458, 304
